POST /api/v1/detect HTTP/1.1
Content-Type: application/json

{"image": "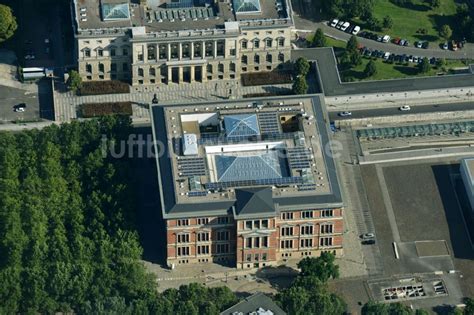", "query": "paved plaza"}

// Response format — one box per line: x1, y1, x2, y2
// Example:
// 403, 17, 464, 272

53, 80, 293, 122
